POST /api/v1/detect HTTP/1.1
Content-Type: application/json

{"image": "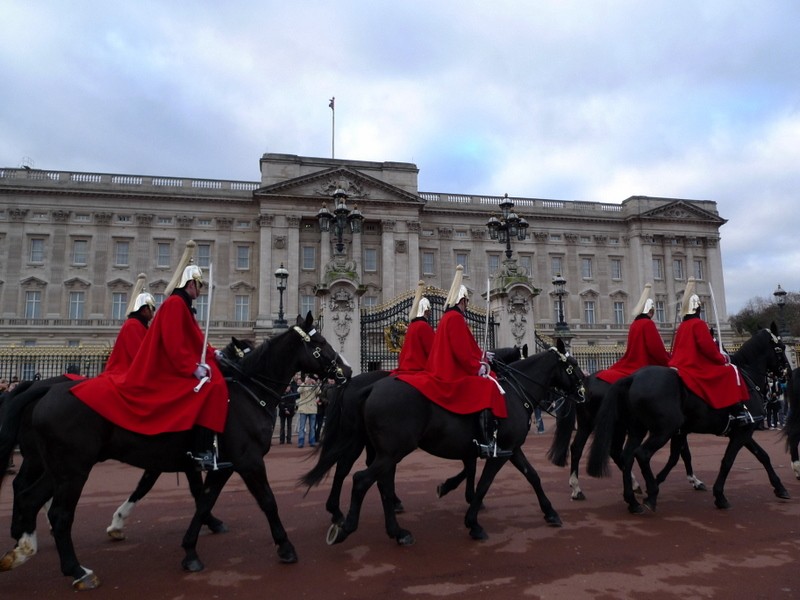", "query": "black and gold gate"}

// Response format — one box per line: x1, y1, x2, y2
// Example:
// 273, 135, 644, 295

360, 286, 495, 373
